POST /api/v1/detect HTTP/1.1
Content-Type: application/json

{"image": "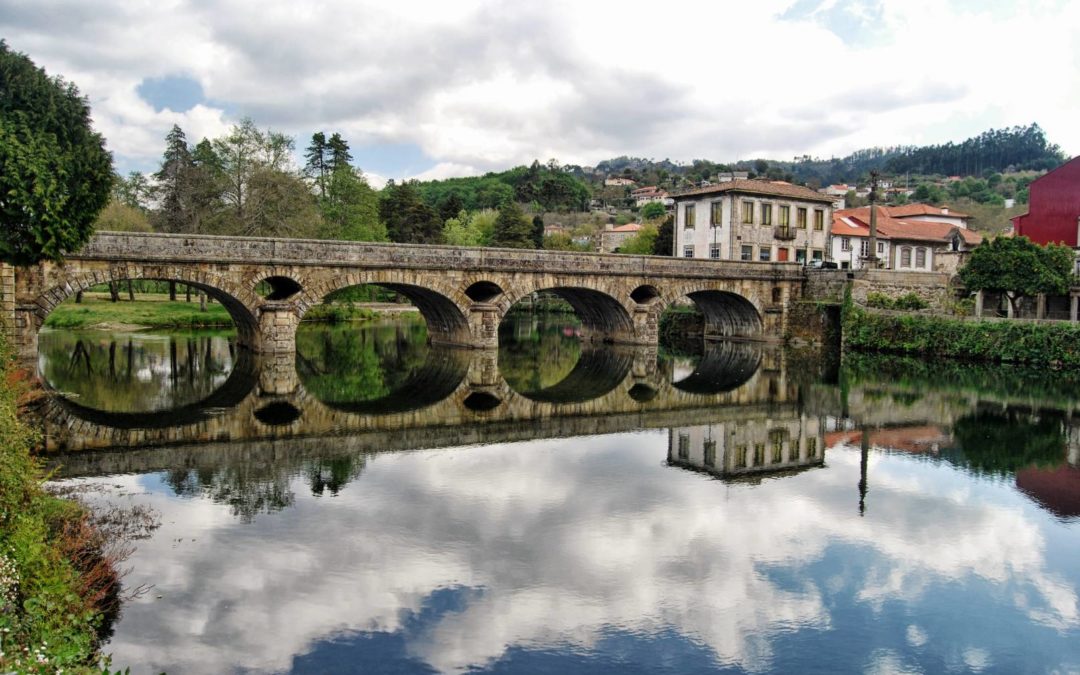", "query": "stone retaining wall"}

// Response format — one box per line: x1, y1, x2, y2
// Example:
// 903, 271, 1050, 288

851, 269, 953, 311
